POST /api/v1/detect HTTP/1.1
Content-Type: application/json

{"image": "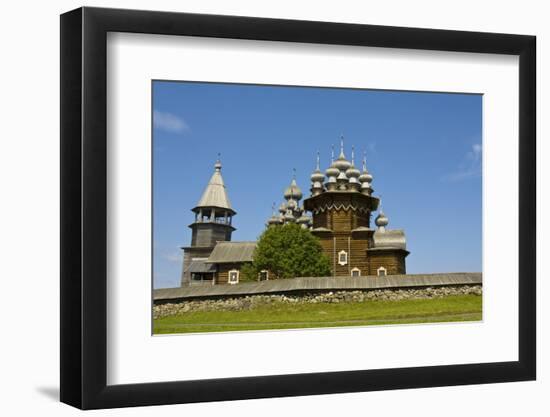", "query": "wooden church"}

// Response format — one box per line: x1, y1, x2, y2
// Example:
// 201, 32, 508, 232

181, 139, 409, 286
